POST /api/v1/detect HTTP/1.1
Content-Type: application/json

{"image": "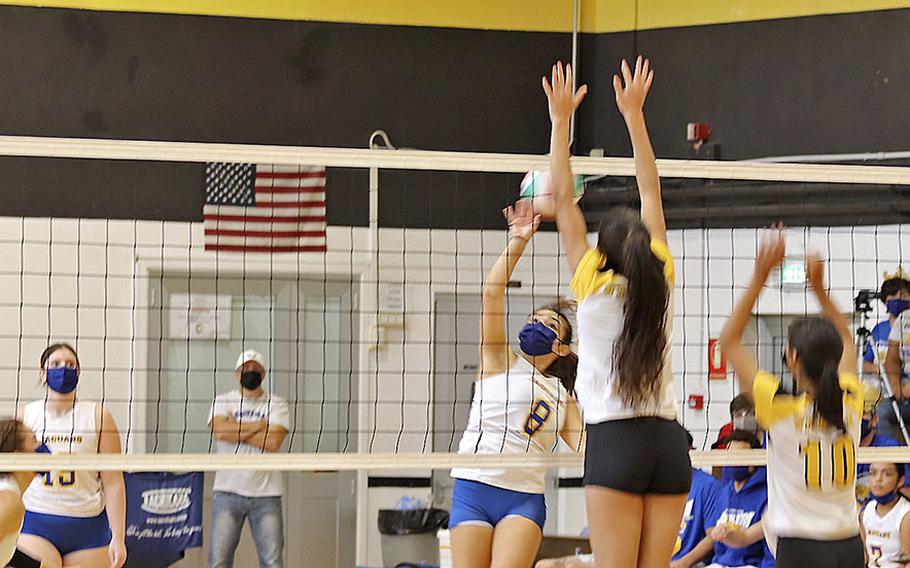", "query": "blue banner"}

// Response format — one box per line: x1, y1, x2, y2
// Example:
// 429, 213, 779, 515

123, 472, 204, 568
